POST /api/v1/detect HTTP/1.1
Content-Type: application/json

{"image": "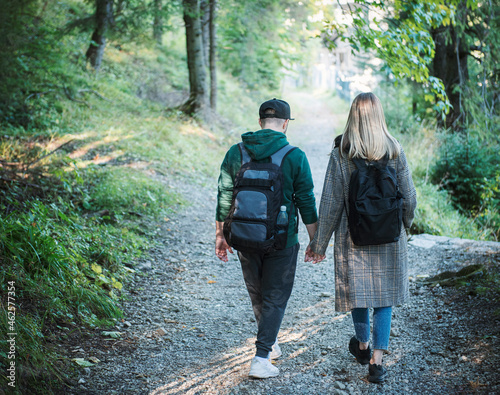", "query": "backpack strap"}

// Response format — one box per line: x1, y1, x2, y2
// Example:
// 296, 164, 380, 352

238, 143, 251, 165
352, 158, 366, 170
270, 144, 297, 166
239, 143, 297, 166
